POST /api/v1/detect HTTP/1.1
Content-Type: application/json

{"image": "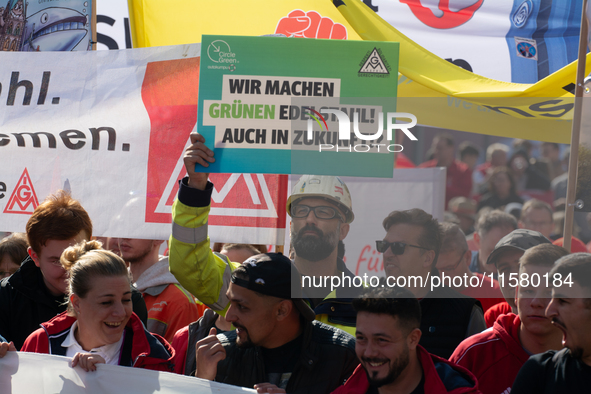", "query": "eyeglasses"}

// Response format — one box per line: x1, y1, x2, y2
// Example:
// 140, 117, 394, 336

291, 204, 344, 221
375, 240, 430, 255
